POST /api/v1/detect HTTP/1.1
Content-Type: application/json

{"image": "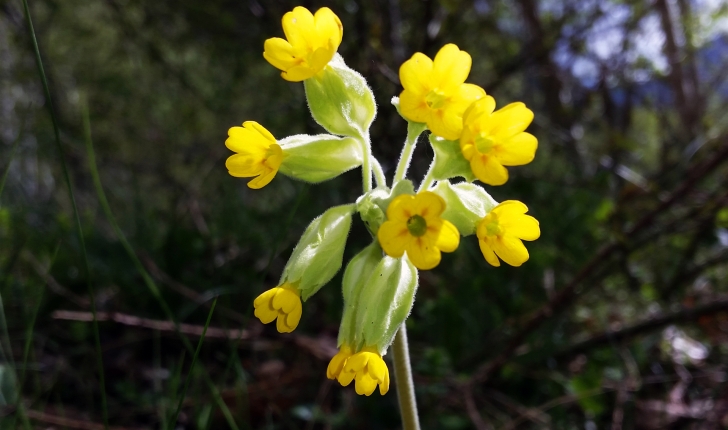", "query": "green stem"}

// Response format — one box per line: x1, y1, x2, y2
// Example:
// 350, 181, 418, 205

394, 122, 426, 183
418, 162, 437, 192
360, 131, 373, 193
392, 325, 420, 430
22, 1, 109, 427
170, 297, 217, 427
372, 157, 386, 188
